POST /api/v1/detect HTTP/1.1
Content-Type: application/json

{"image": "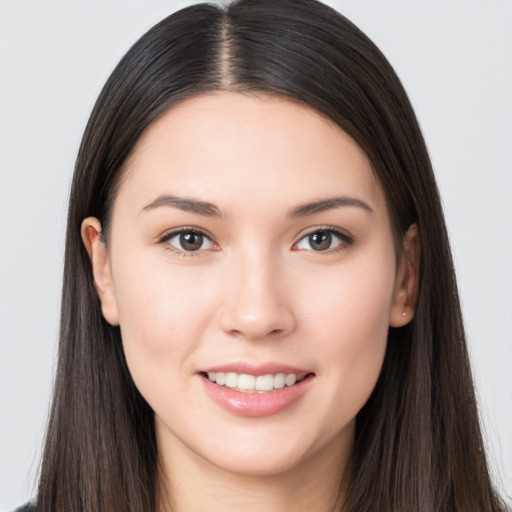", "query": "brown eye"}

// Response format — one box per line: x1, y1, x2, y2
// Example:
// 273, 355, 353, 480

296, 228, 352, 252
164, 230, 216, 253
180, 232, 204, 251
308, 231, 332, 251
